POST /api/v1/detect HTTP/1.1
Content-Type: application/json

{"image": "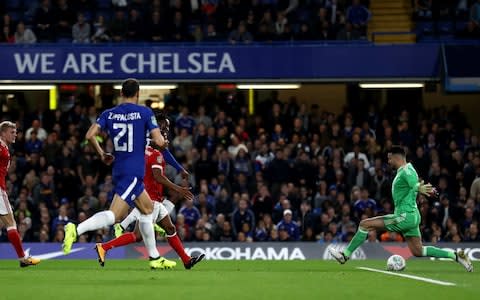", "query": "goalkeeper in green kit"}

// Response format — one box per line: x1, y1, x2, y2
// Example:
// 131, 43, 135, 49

329, 146, 473, 272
